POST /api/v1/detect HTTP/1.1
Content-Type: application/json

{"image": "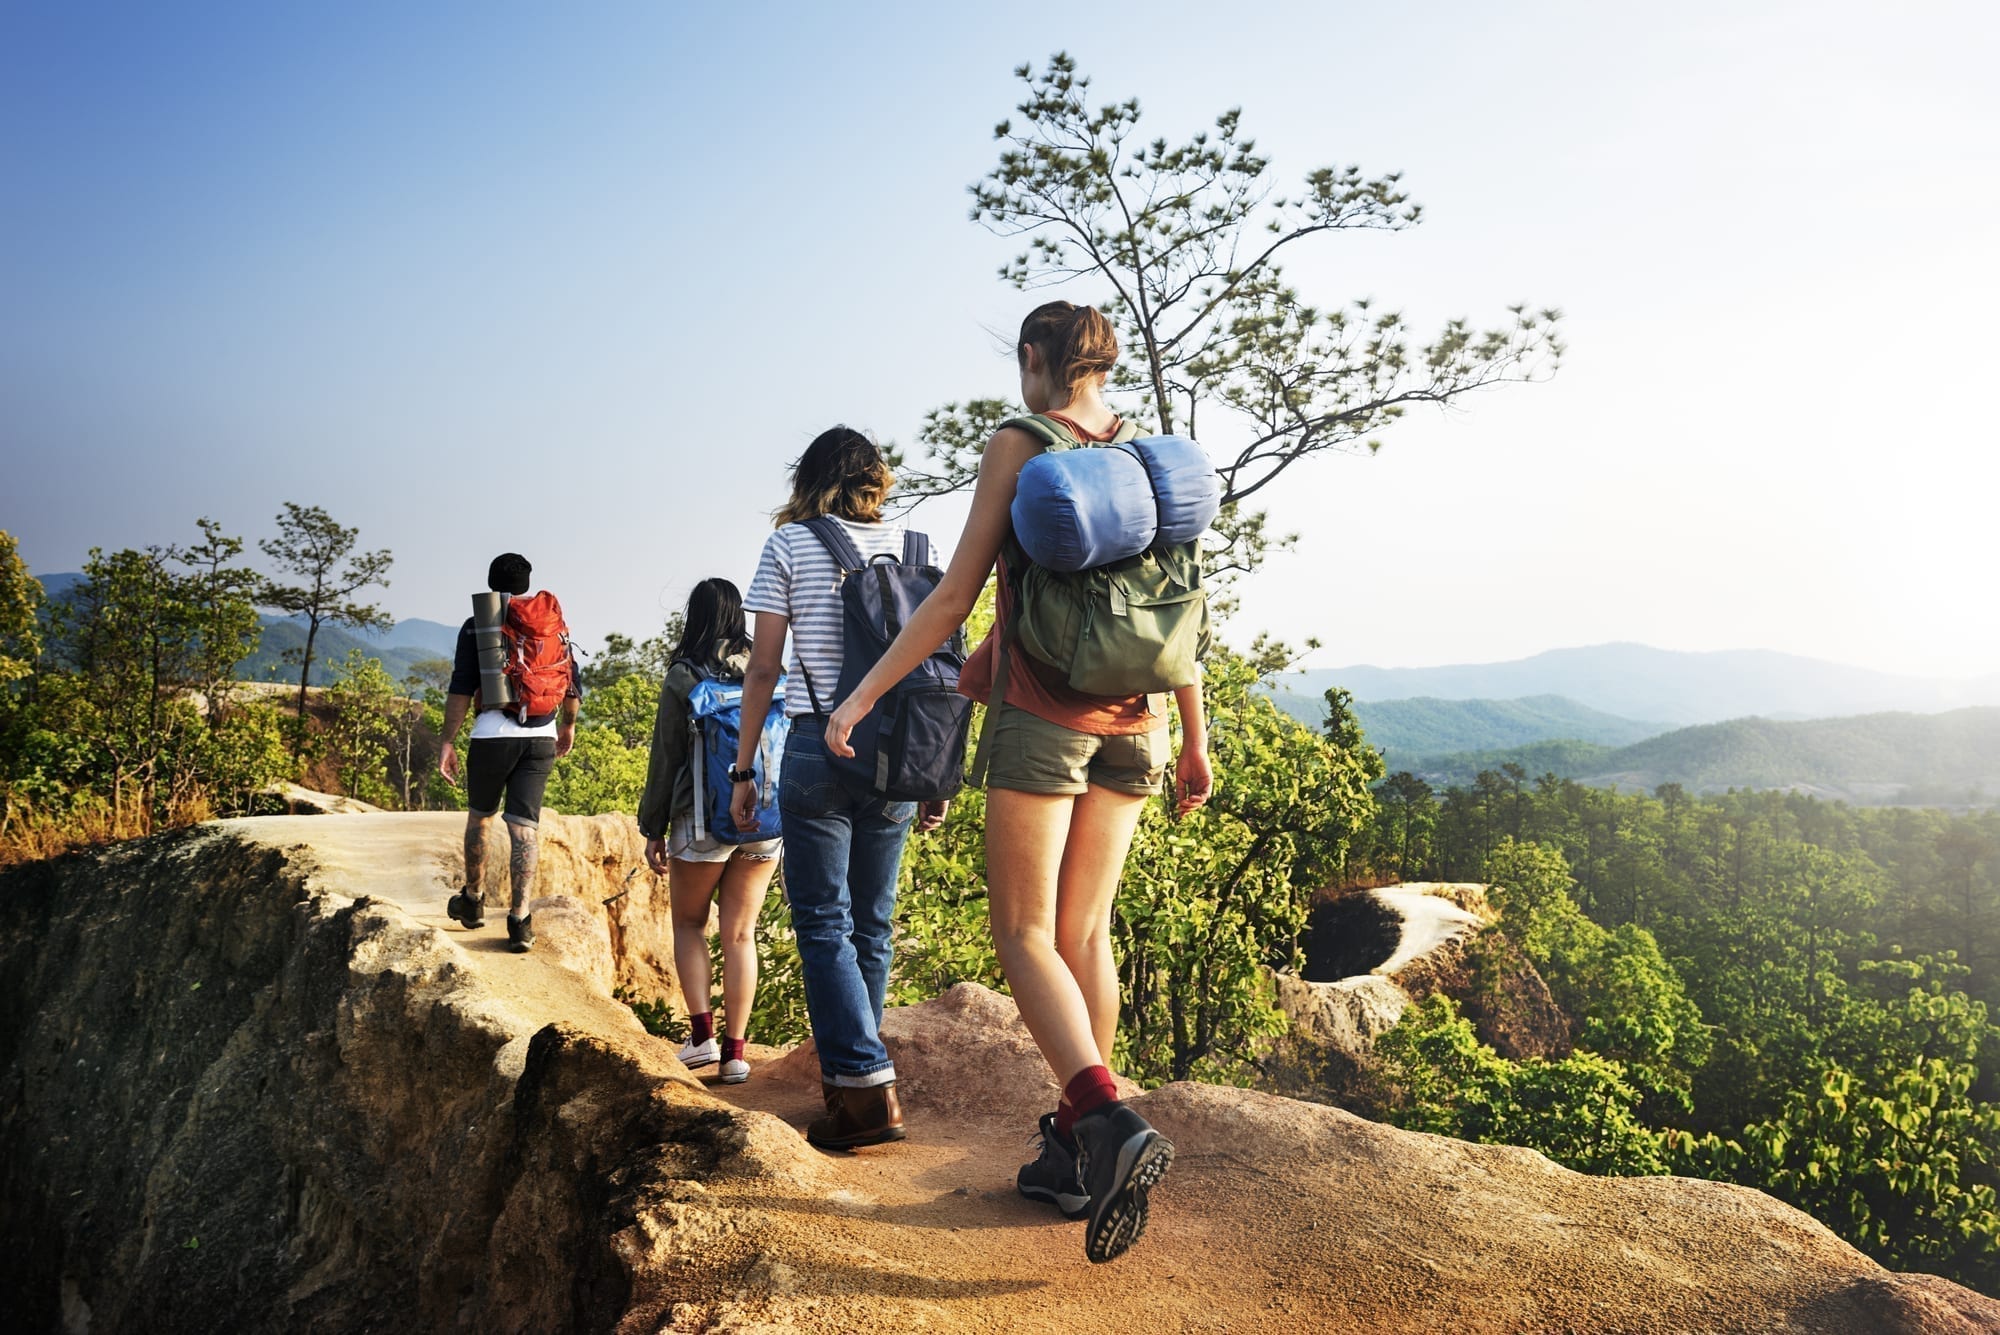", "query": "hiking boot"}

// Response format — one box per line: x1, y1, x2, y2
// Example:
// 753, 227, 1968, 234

718, 1056, 751, 1085
506, 913, 534, 953
677, 1037, 719, 1069
1073, 1101, 1174, 1263
807, 1081, 905, 1151
1018, 1112, 1090, 1220
446, 890, 484, 929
